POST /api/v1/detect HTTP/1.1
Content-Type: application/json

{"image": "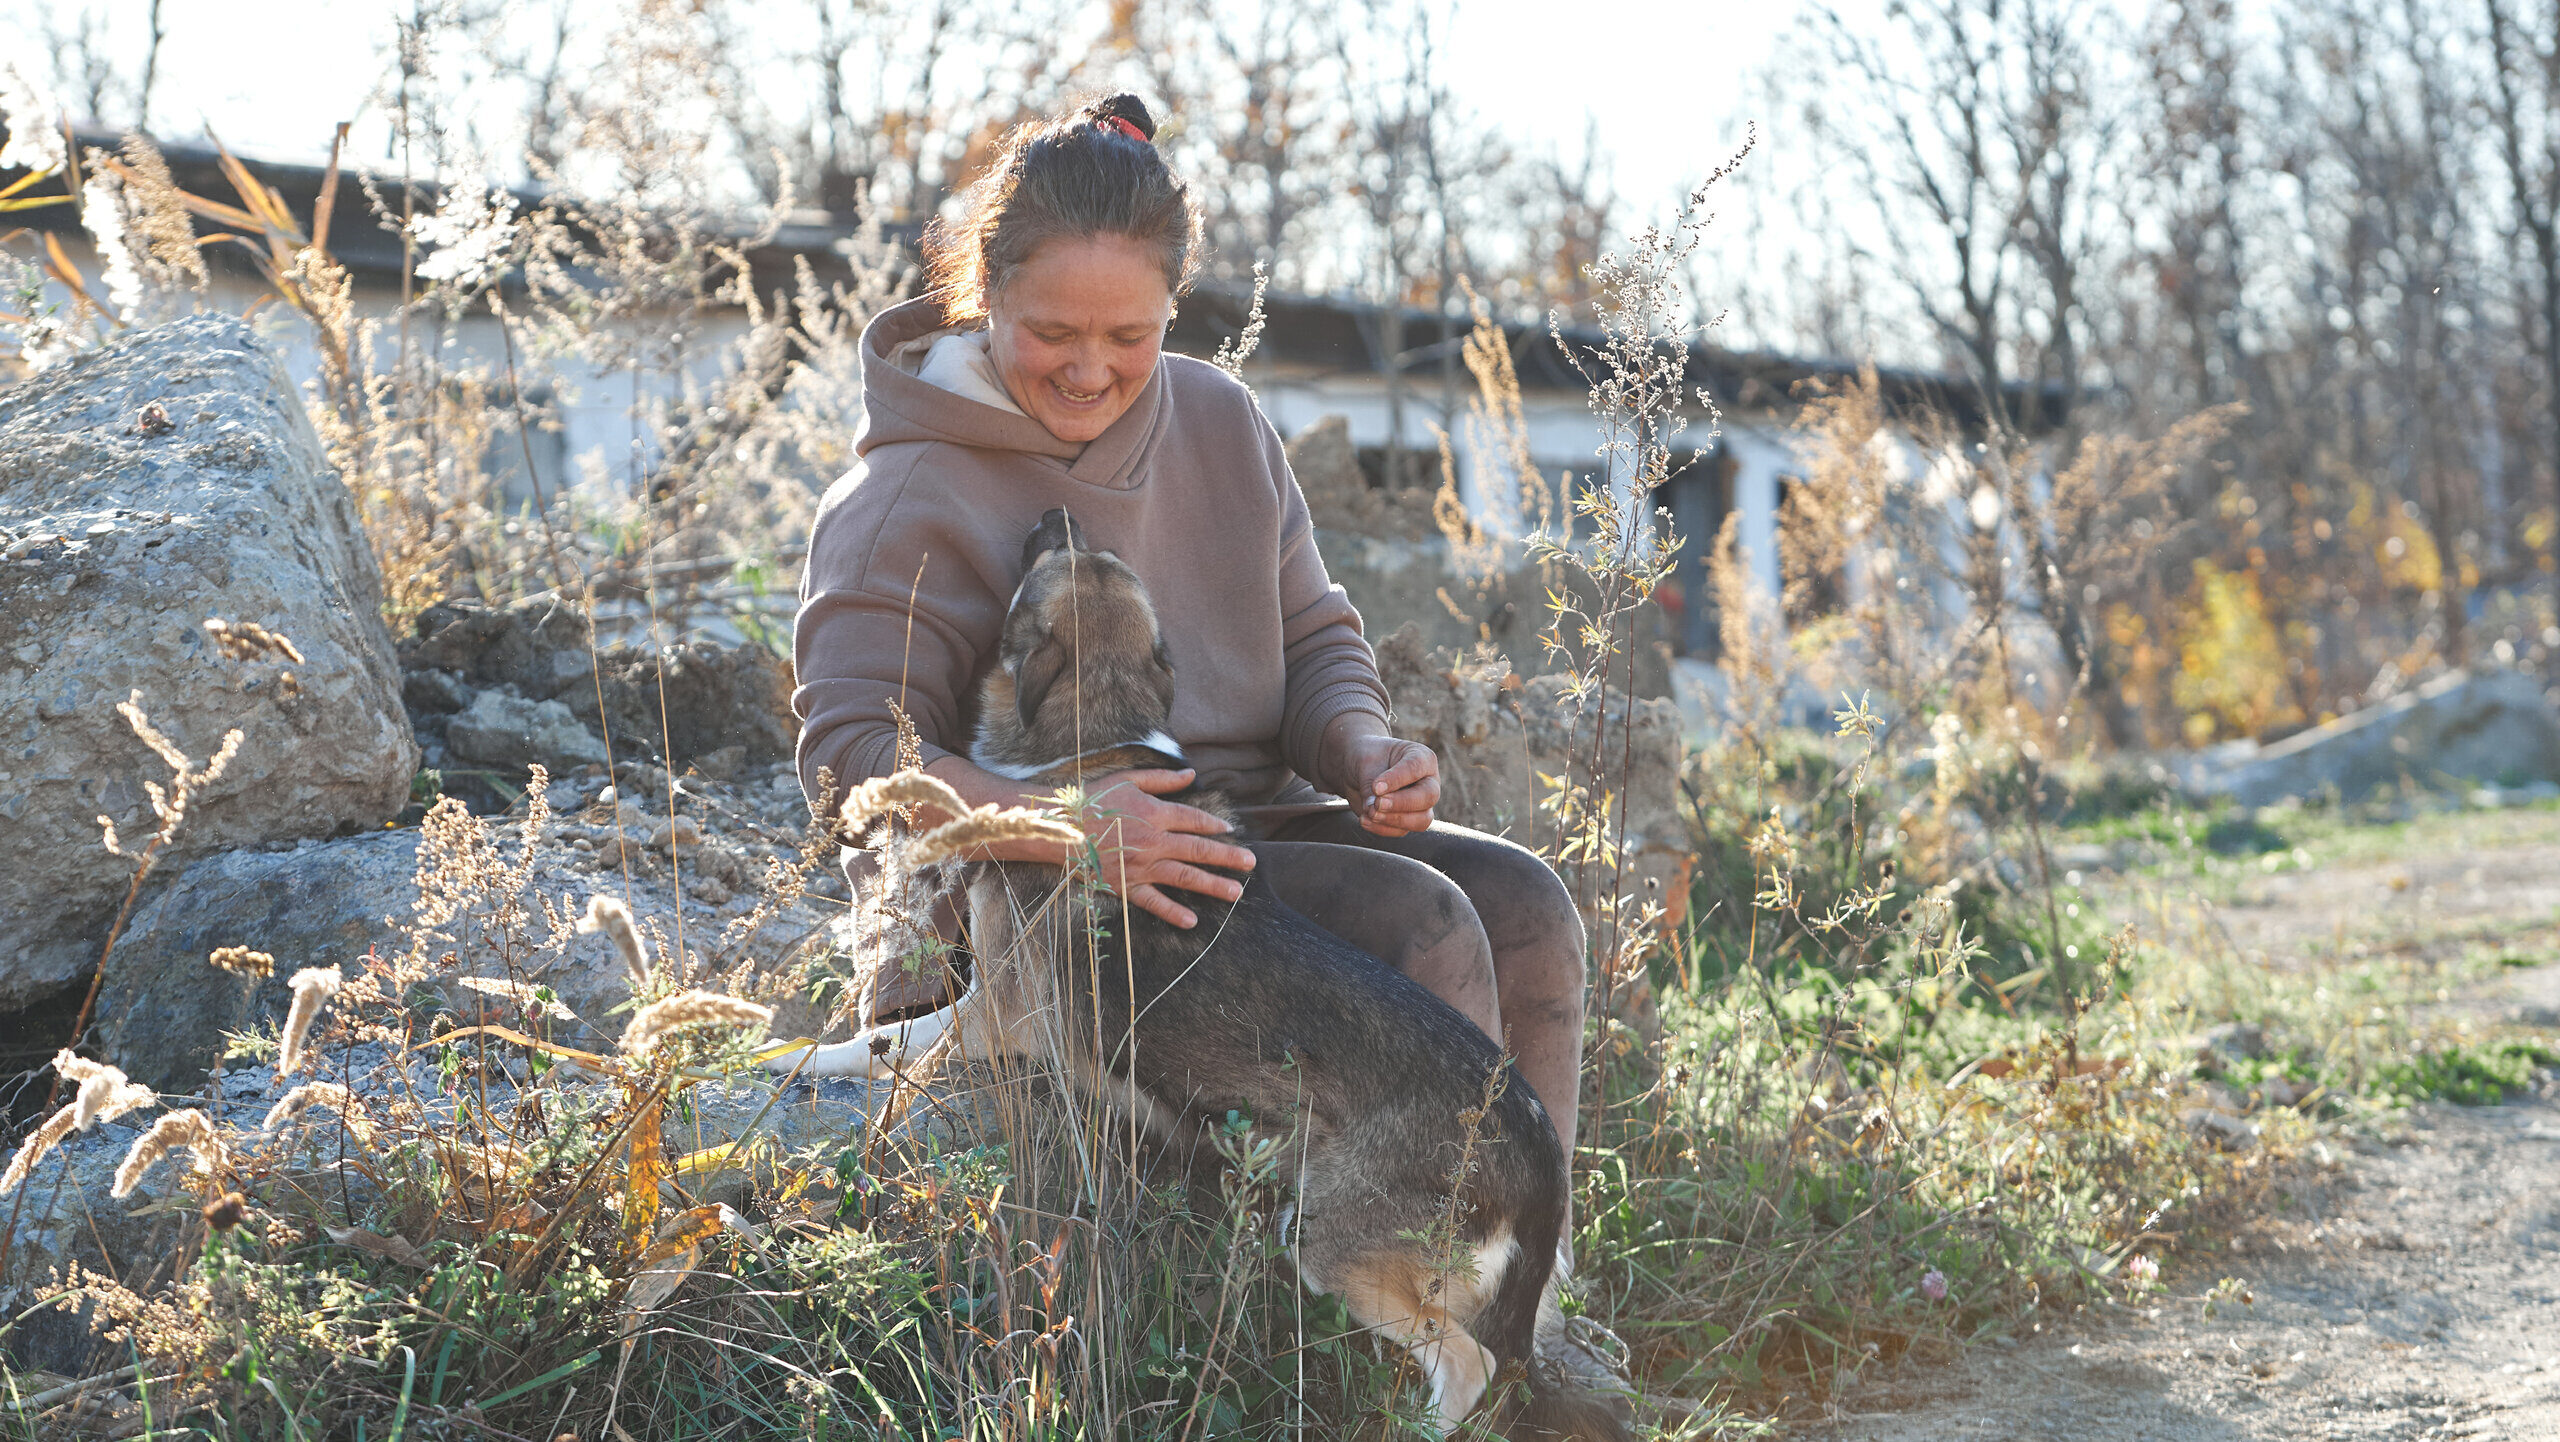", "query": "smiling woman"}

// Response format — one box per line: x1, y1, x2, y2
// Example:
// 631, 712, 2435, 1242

792, 99, 1617, 1413
984, 234, 1172, 443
